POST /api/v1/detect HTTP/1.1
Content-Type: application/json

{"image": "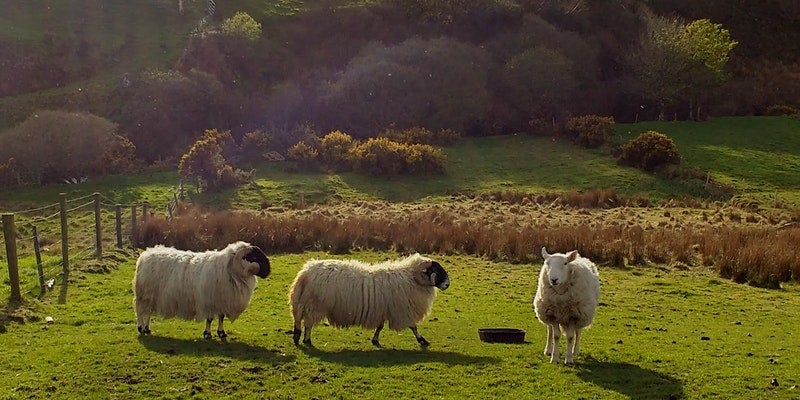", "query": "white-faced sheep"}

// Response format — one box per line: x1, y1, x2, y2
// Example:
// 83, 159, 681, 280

133, 241, 271, 339
533, 247, 600, 364
288, 253, 450, 347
